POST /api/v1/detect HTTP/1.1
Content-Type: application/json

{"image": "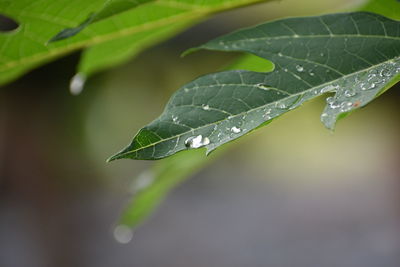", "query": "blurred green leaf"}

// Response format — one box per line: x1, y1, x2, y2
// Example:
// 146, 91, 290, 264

110, 12, 400, 161
360, 0, 400, 20
0, 0, 271, 86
